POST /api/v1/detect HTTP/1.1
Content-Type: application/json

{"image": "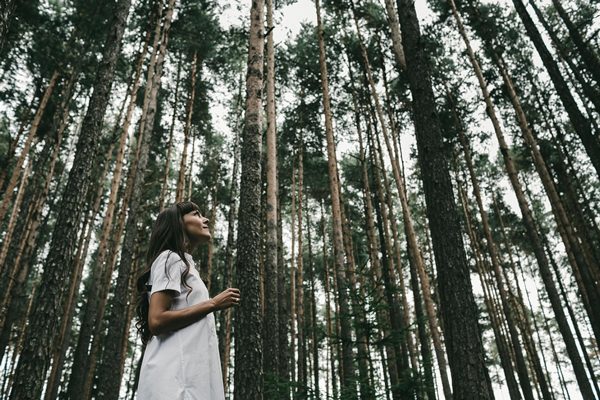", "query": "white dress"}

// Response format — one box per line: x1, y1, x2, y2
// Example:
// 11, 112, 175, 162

137, 250, 225, 400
